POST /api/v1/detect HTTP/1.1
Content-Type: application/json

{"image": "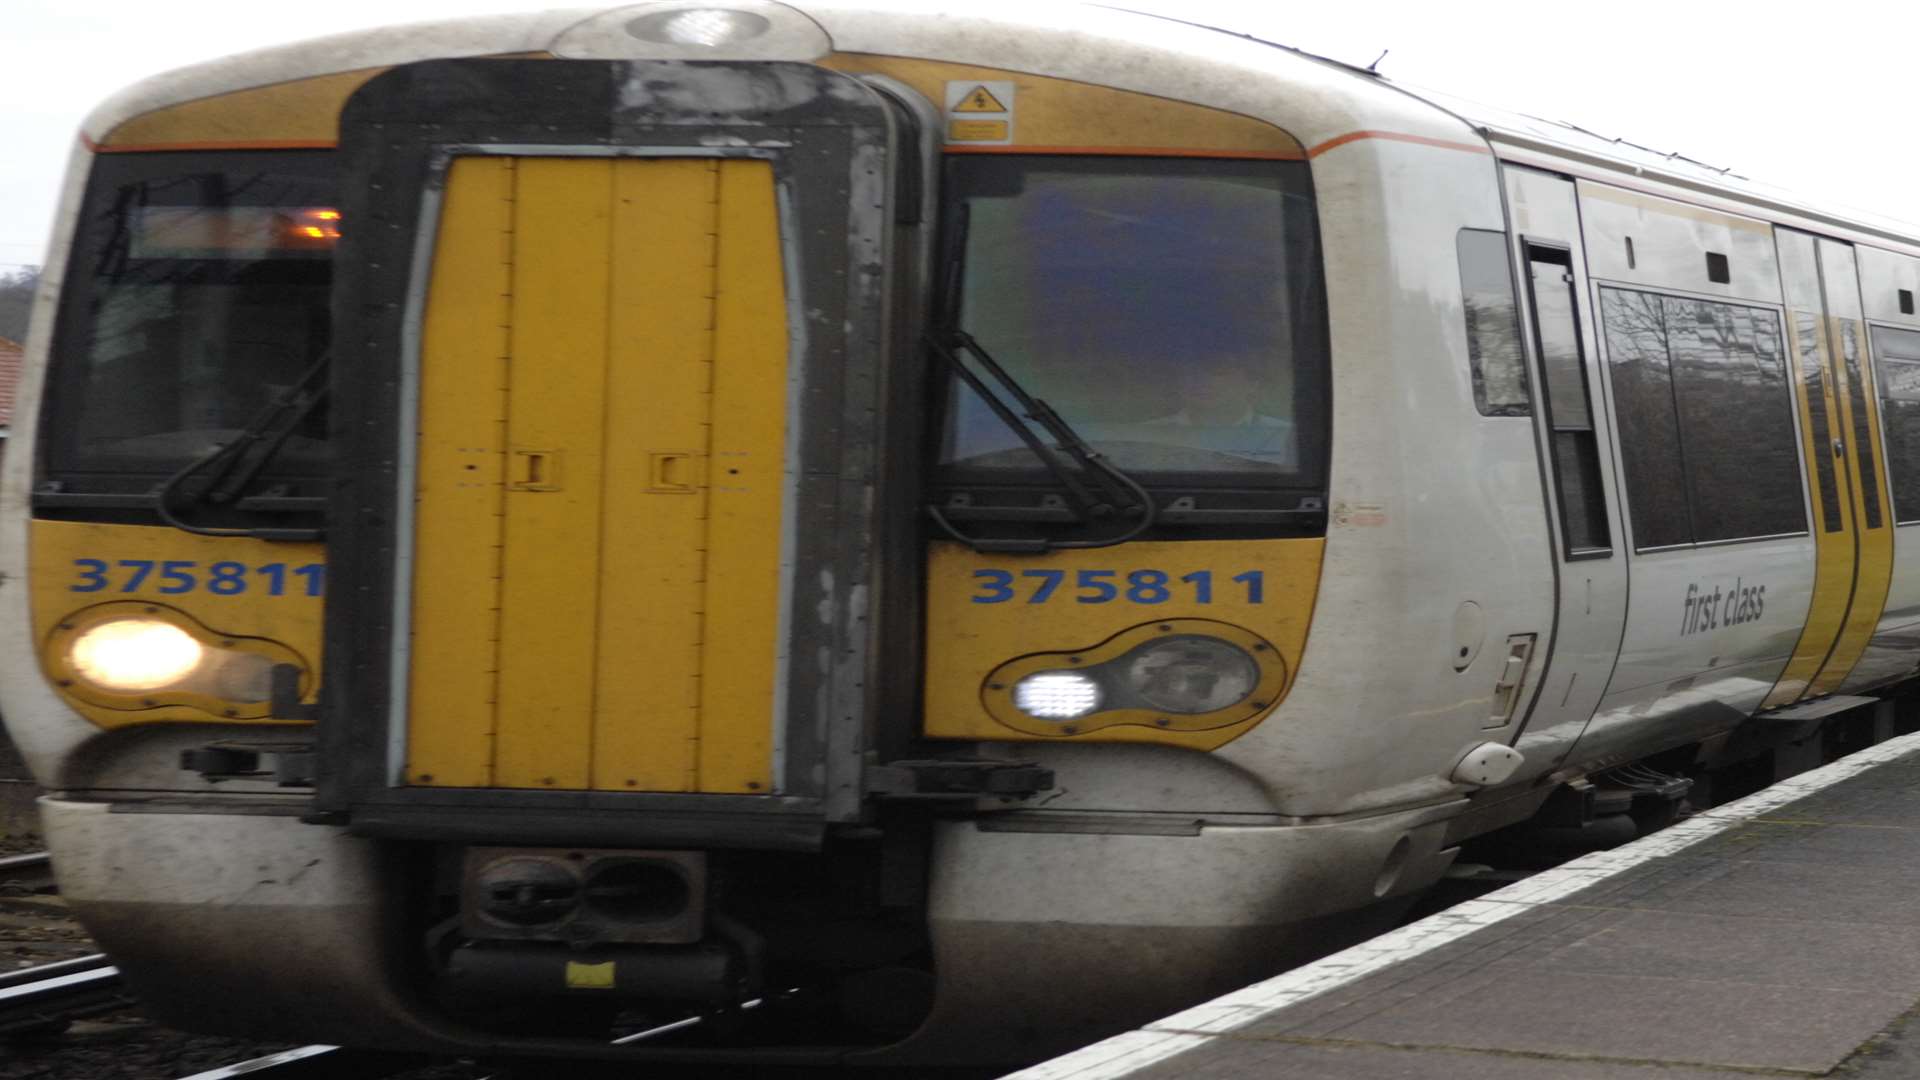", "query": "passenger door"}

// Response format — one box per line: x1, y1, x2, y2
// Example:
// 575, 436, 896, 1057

1764, 231, 1896, 705
1500, 167, 1631, 766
